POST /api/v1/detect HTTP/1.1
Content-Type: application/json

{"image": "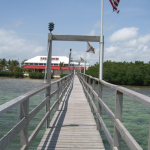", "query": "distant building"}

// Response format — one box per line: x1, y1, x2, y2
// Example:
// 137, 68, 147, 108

24, 56, 89, 75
